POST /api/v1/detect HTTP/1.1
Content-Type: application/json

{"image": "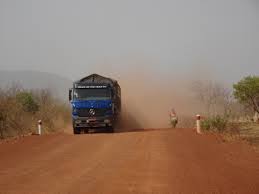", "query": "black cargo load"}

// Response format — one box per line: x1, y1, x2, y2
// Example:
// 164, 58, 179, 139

74, 74, 119, 87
